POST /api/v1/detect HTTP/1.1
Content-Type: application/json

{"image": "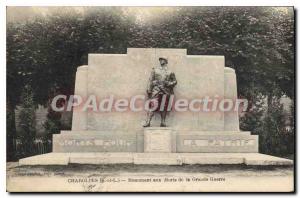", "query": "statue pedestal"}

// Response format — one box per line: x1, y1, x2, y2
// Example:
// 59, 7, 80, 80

19, 129, 292, 166
144, 127, 176, 153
